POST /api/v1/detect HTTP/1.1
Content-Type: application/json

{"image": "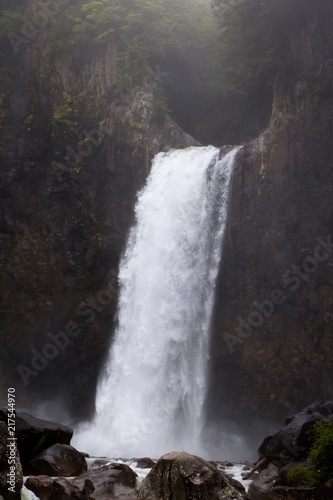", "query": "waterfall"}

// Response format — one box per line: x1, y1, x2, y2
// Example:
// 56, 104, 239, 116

74, 145, 240, 459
